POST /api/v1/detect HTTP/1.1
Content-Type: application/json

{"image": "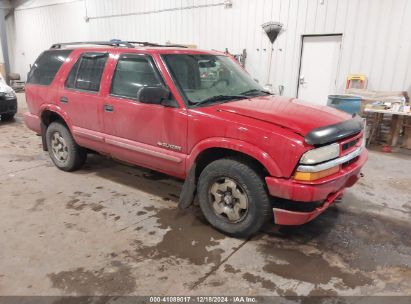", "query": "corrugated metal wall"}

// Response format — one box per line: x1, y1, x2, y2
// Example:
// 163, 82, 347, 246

6, 0, 411, 97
